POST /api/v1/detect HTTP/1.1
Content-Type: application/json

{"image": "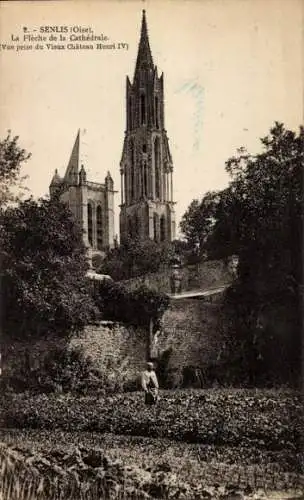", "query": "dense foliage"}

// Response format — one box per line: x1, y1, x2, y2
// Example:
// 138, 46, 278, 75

100, 237, 181, 280
1, 341, 138, 395
0, 132, 30, 207
1, 197, 97, 339
94, 280, 169, 332
1, 388, 302, 499
180, 192, 220, 259
180, 123, 303, 385
1, 436, 301, 500
2, 390, 301, 456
